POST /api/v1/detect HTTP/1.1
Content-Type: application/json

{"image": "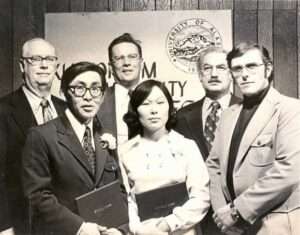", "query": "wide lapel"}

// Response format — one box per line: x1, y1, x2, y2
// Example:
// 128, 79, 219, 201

93, 129, 110, 185
56, 115, 95, 179
234, 88, 279, 171
185, 99, 209, 158
221, 105, 242, 183
97, 86, 117, 137
52, 95, 66, 116
11, 88, 37, 136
